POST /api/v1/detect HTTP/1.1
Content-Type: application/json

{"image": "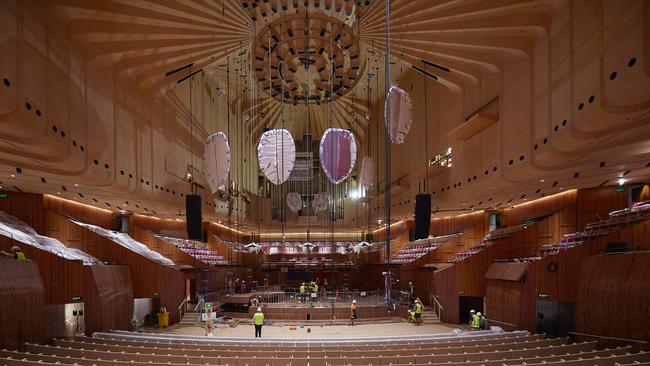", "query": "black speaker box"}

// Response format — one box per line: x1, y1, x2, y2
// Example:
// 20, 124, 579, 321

186, 195, 203, 240
414, 194, 431, 240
